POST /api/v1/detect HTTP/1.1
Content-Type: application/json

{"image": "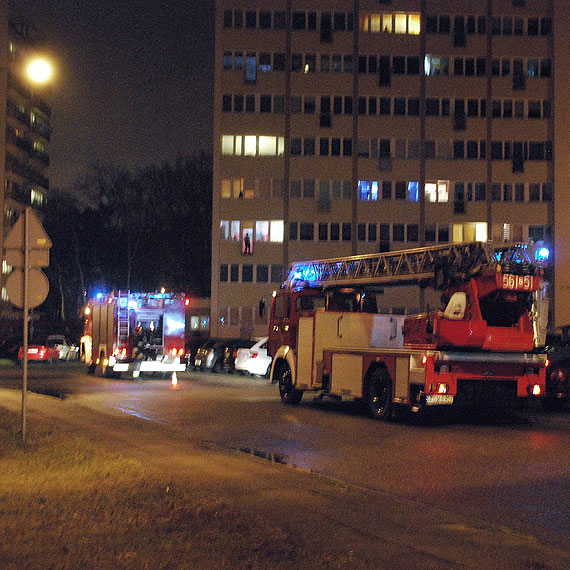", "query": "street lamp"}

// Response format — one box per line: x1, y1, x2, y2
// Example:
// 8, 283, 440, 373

25, 56, 53, 85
